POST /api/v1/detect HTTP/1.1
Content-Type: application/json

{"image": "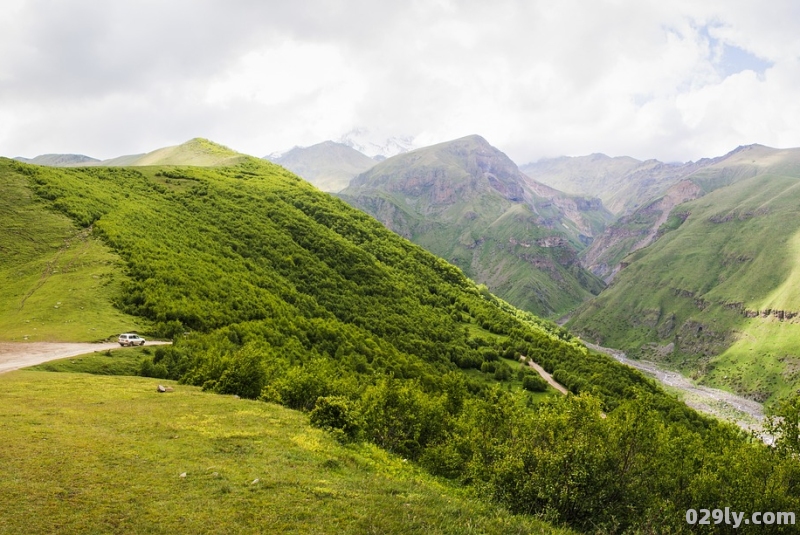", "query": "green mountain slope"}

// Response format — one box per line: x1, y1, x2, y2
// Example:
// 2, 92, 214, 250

0, 168, 142, 341
266, 141, 377, 192
6, 154, 800, 532
339, 135, 609, 318
570, 163, 800, 402
582, 144, 800, 281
